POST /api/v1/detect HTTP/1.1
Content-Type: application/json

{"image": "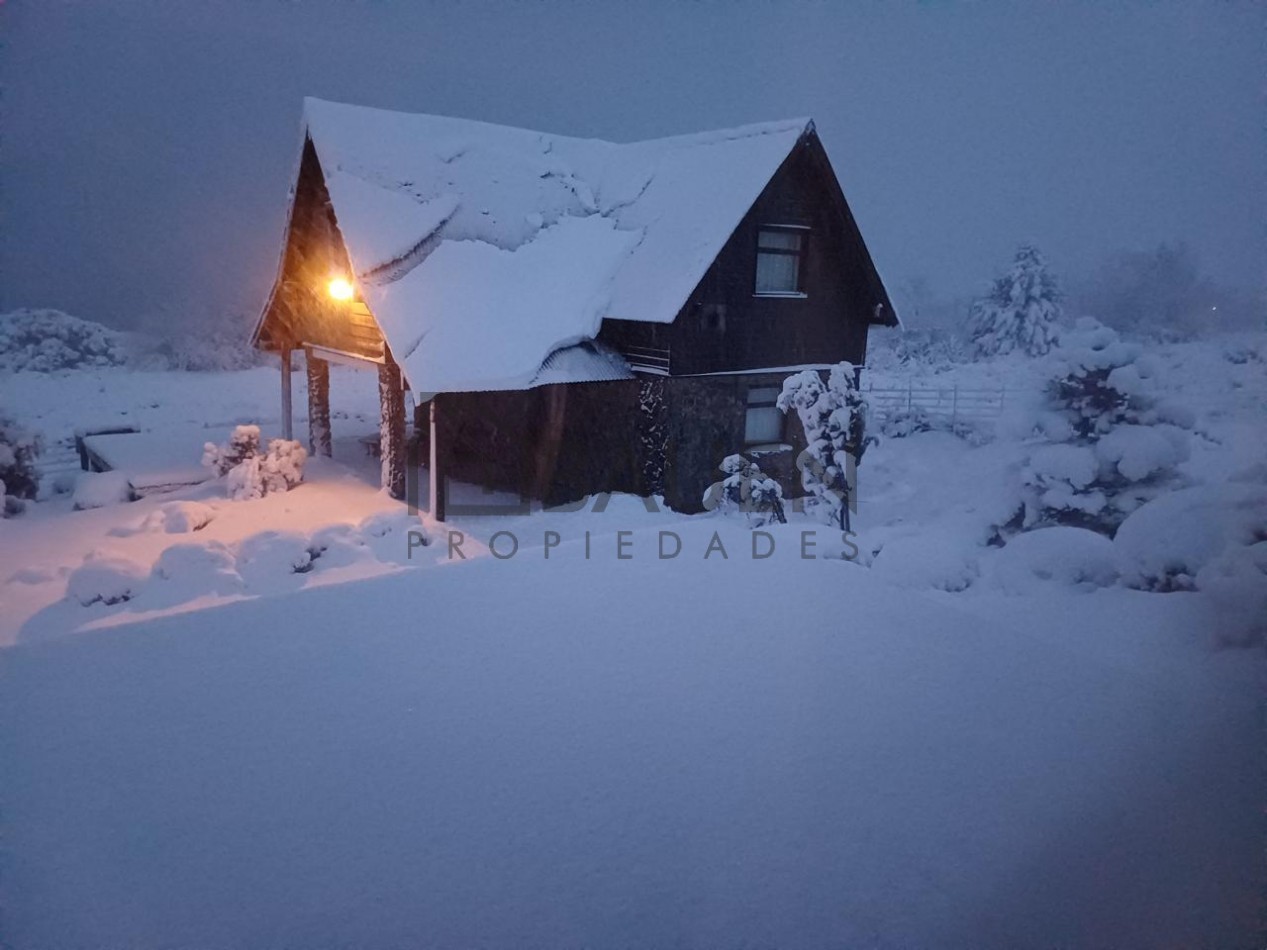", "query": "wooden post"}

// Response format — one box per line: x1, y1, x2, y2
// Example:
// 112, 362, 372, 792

429, 396, 445, 522
280, 347, 293, 441
379, 360, 406, 500
306, 353, 332, 457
